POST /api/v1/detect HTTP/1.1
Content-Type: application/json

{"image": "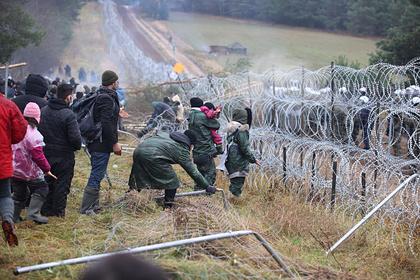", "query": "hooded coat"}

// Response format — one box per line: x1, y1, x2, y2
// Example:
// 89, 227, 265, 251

128, 132, 209, 190
147, 101, 176, 127
13, 74, 48, 113
0, 95, 27, 180
225, 109, 256, 178
39, 98, 82, 156
188, 109, 220, 160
